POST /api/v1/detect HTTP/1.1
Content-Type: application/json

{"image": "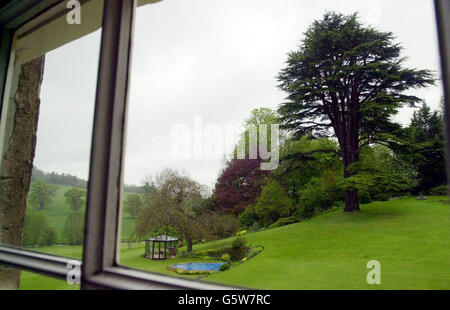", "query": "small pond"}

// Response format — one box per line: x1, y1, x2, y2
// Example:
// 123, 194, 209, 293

169, 262, 225, 273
